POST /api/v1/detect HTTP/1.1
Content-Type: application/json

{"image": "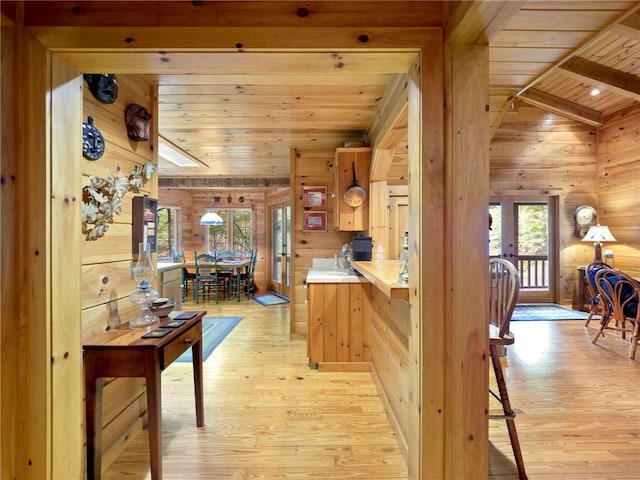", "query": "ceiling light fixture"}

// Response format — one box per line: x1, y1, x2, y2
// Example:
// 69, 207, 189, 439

158, 135, 206, 167
590, 88, 601, 96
